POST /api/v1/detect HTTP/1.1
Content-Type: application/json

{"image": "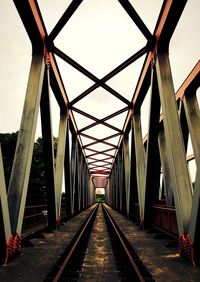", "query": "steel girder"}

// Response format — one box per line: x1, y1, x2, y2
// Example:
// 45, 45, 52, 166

108, 0, 200, 265
183, 68, 200, 263
40, 67, 57, 229
143, 69, 161, 229
8, 54, 45, 235
0, 145, 11, 264
55, 113, 68, 223
64, 120, 72, 219
1, 0, 200, 265
156, 53, 193, 234
123, 132, 131, 217
158, 125, 173, 207
133, 113, 146, 224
